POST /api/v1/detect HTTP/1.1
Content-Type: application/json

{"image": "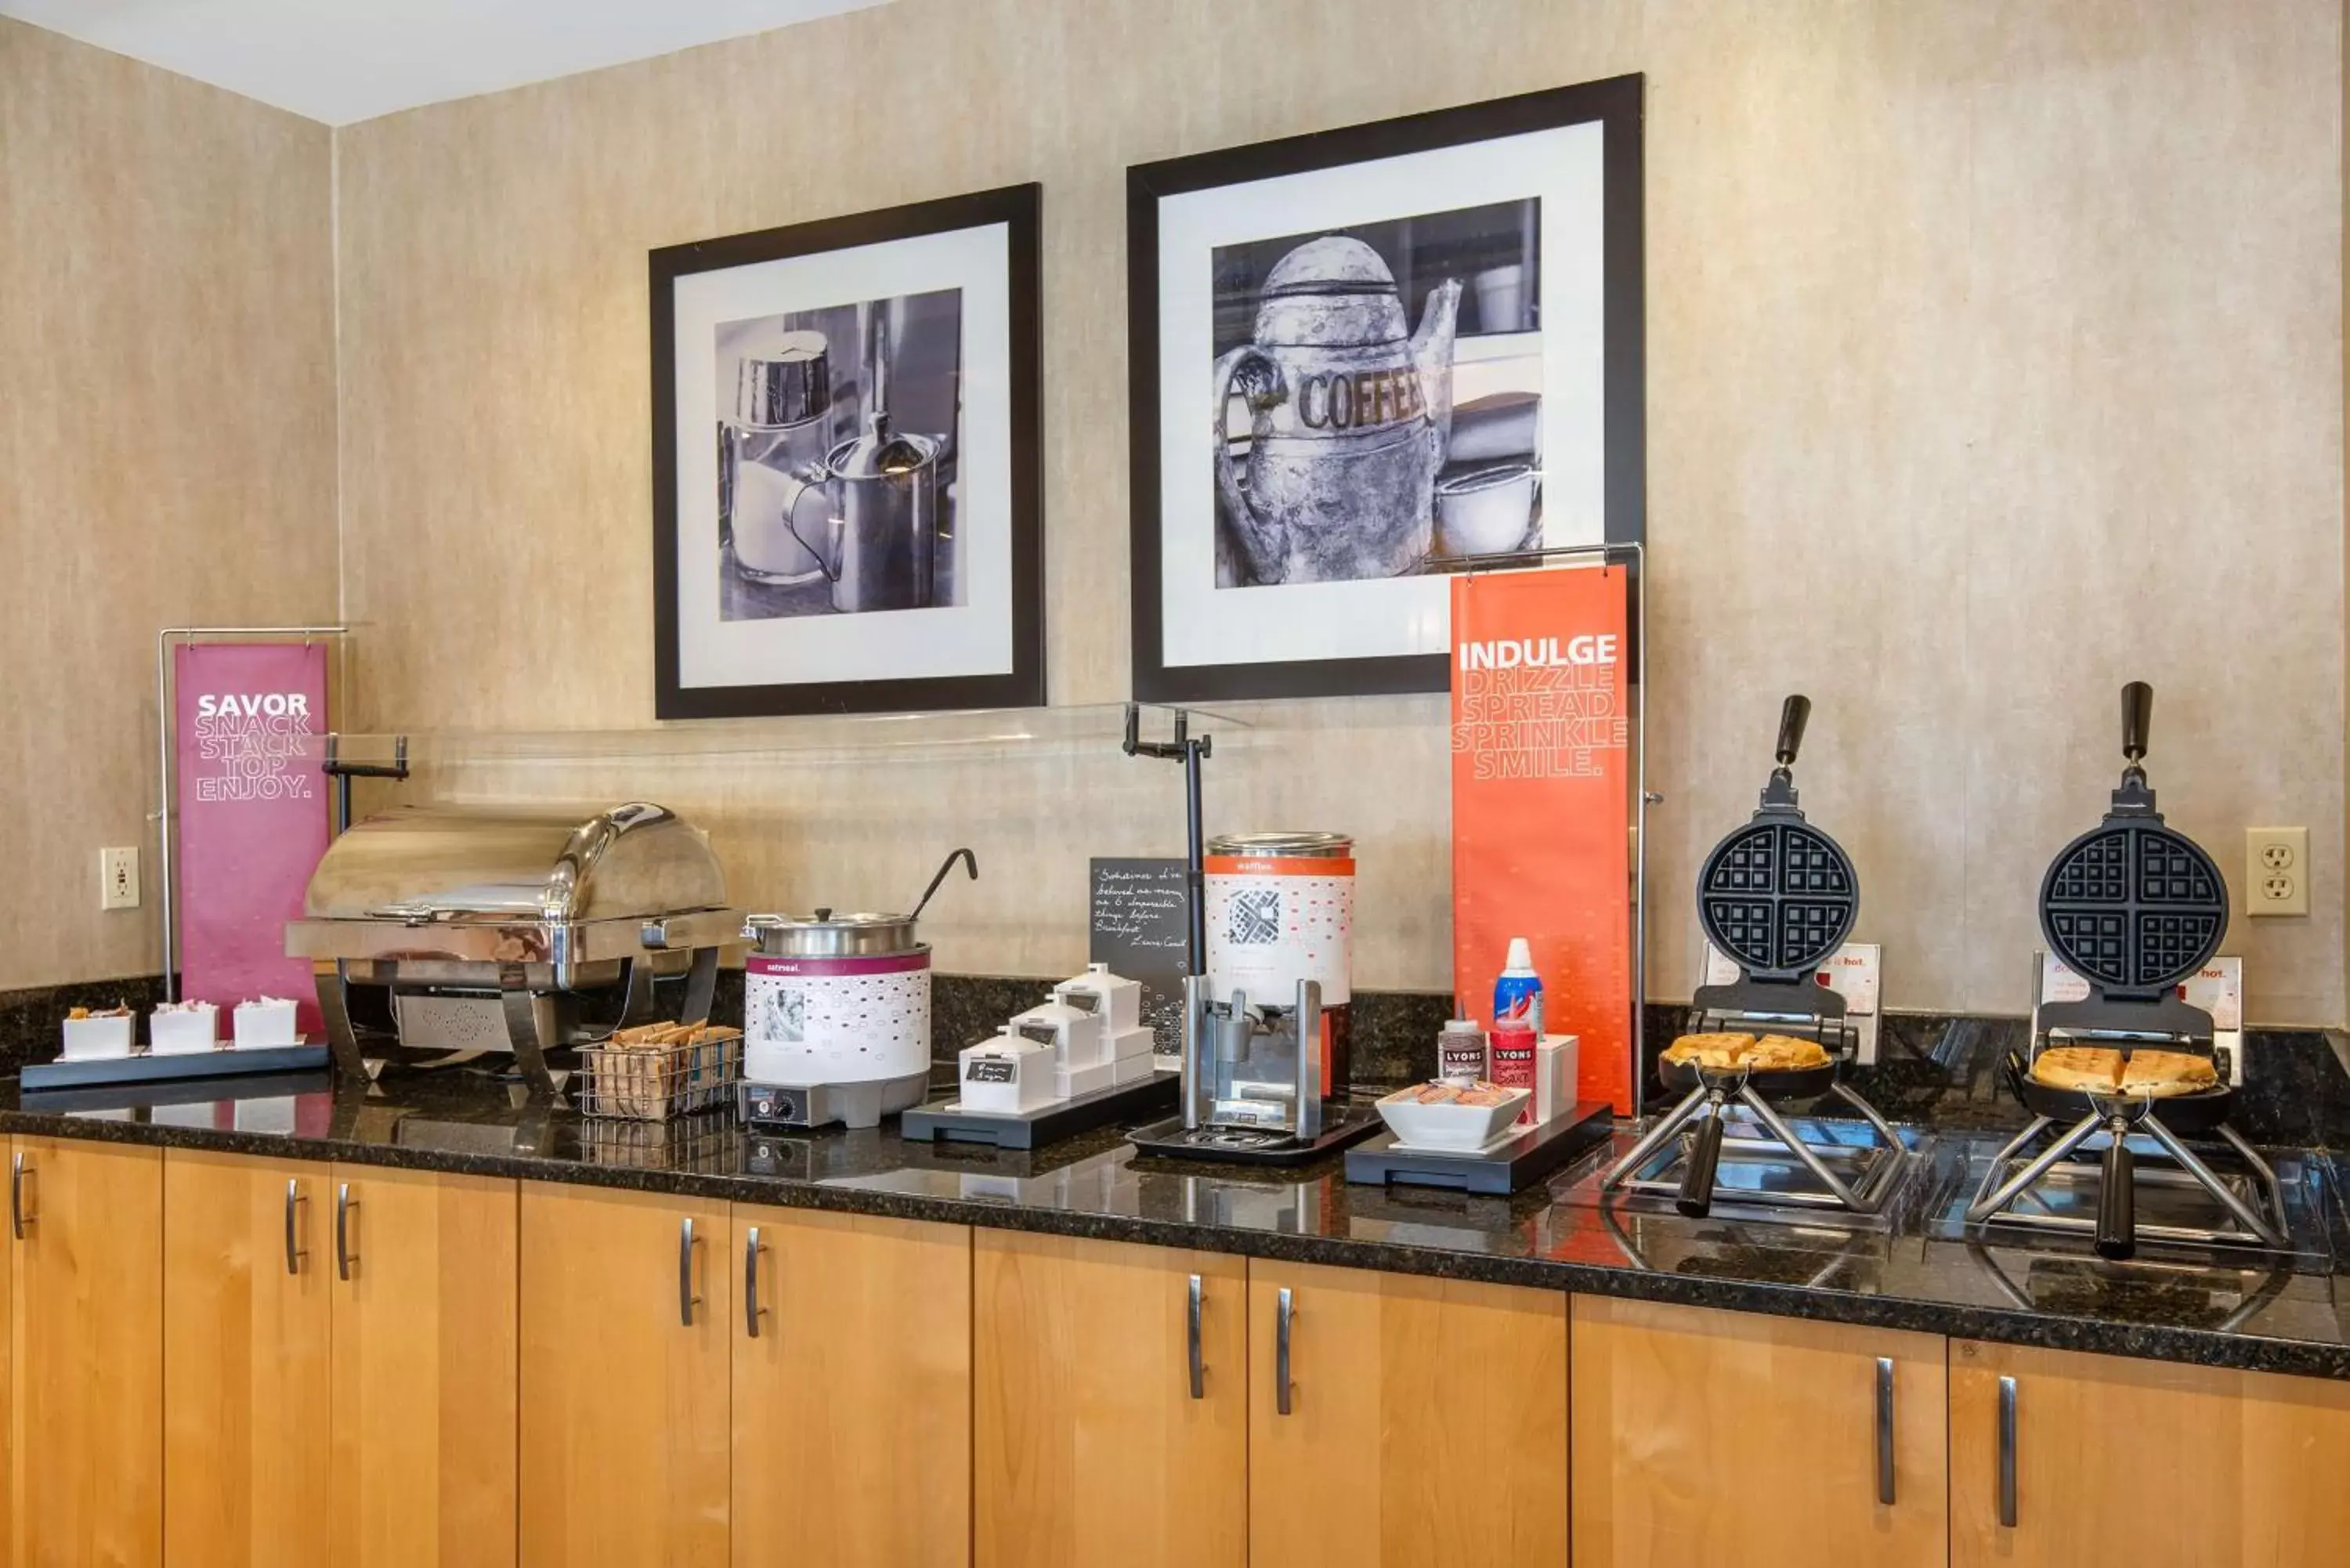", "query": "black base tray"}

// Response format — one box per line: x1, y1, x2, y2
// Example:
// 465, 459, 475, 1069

1126, 1104, 1383, 1166
20, 1046, 330, 1092
1346, 1100, 1617, 1194
900, 1071, 1180, 1151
